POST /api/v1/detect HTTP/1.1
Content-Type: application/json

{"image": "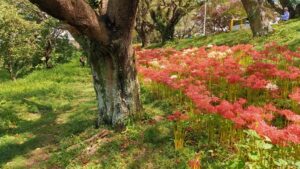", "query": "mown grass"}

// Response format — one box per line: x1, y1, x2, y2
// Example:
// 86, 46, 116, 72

151, 19, 300, 50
